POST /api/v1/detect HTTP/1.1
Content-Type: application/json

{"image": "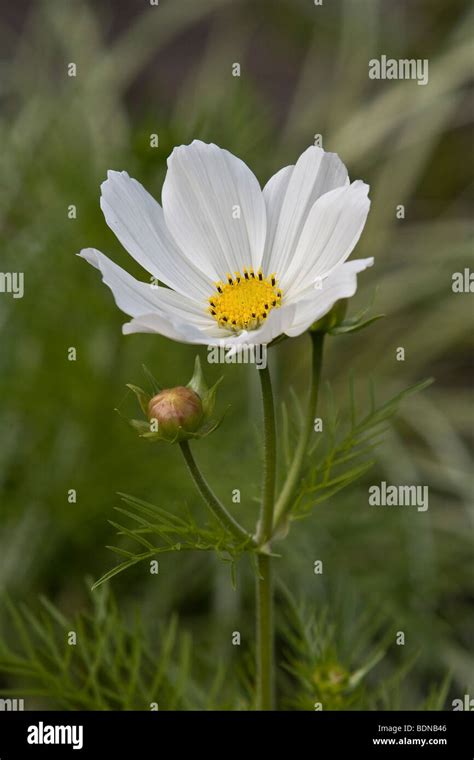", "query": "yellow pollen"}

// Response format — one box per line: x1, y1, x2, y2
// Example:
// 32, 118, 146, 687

208, 268, 282, 331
